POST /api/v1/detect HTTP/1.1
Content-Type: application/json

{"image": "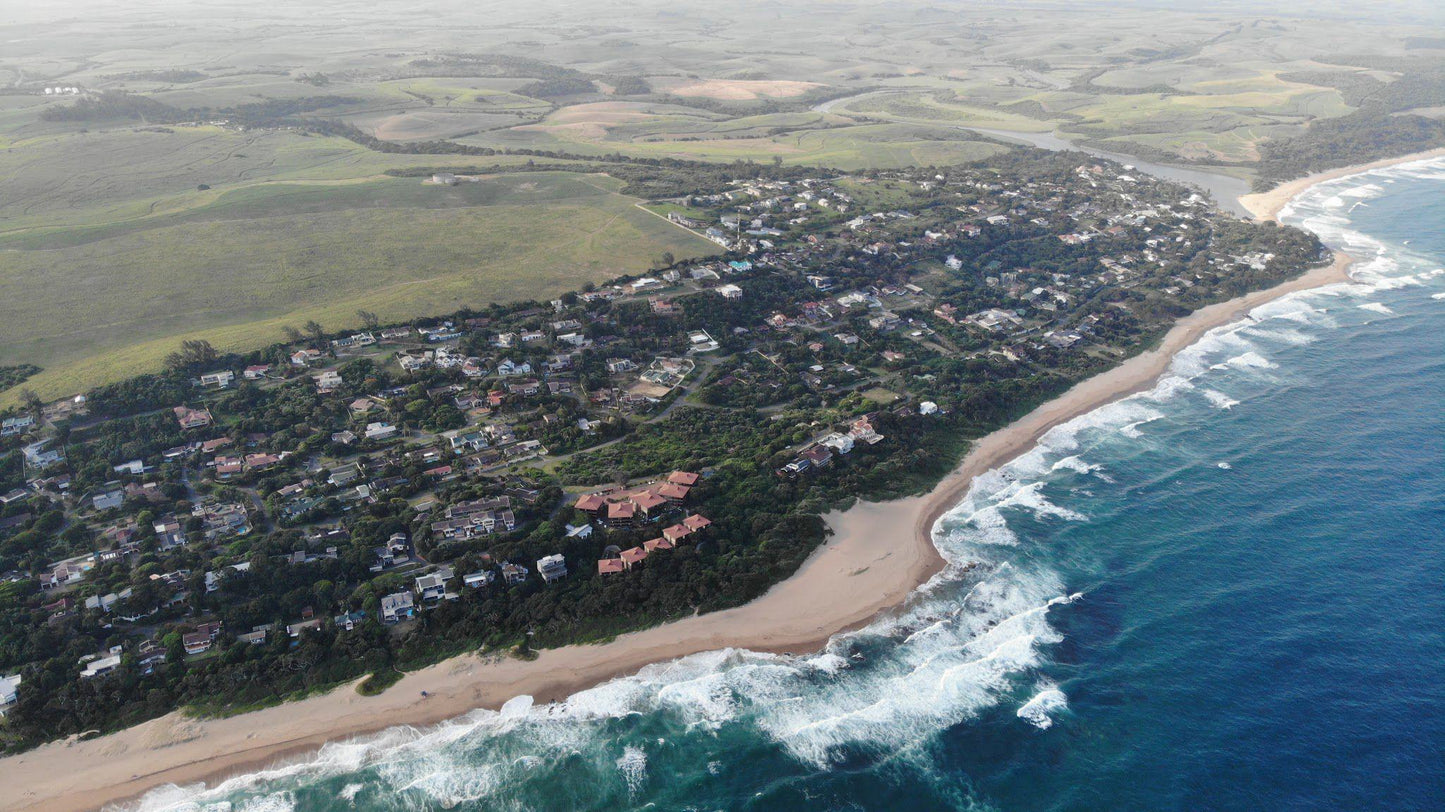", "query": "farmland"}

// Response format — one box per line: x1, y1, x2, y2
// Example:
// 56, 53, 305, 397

2, 0, 1443, 402
0, 171, 716, 400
